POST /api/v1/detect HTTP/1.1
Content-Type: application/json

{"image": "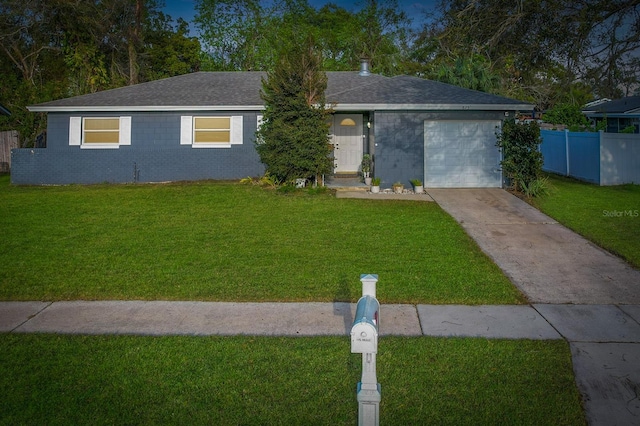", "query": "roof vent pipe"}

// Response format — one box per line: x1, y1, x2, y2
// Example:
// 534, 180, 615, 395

359, 58, 371, 76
